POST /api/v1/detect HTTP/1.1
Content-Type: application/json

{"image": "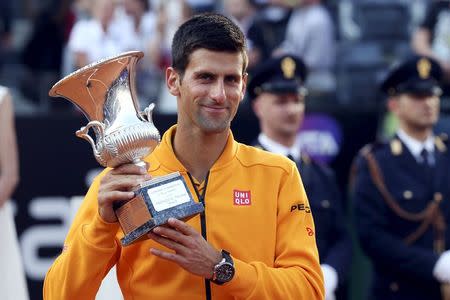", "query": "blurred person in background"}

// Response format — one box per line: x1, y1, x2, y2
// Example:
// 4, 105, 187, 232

246, 1, 292, 71
222, 0, 256, 36
0, 0, 12, 51
114, 0, 160, 105
185, 0, 216, 13
21, 0, 75, 110
0, 86, 29, 300
351, 56, 450, 300
148, 0, 193, 114
67, 0, 123, 70
412, 0, 450, 96
248, 54, 352, 300
273, 0, 336, 96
